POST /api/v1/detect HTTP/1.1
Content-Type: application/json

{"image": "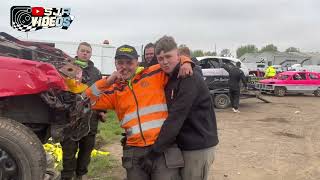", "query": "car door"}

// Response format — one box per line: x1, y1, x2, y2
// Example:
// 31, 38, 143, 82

289, 72, 309, 92
200, 58, 222, 75
307, 72, 320, 91
200, 58, 228, 90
